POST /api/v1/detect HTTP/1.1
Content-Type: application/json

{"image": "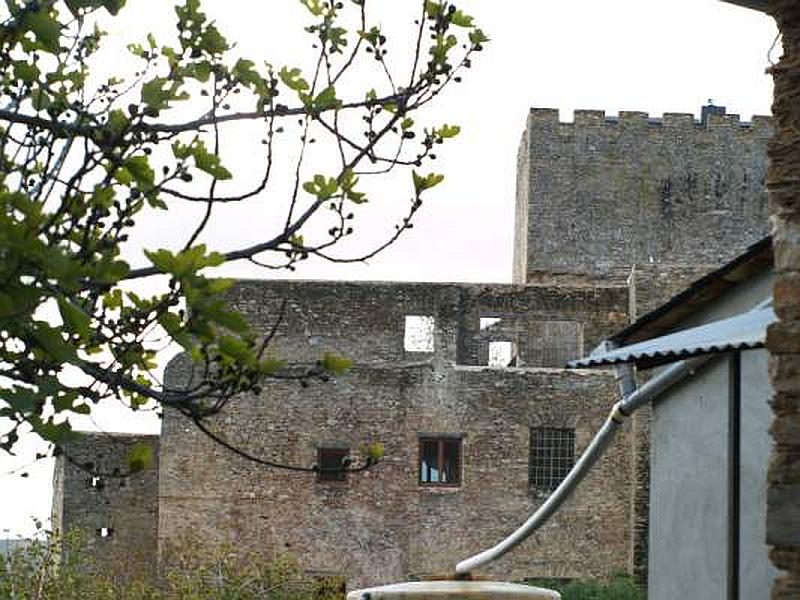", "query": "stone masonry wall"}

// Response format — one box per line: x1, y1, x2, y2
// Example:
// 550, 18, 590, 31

160, 362, 628, 589
514, 107, 772, 314
157, 279, 632, 589
52, 434, 160, 581
227, 279, 627, 369
765, 2, 800, 598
